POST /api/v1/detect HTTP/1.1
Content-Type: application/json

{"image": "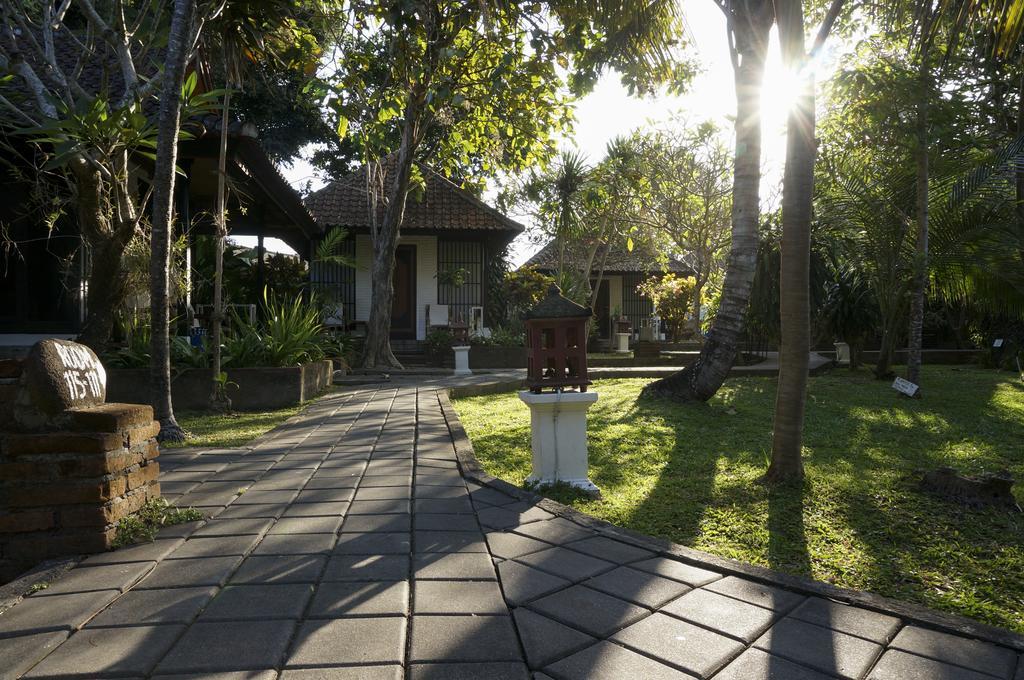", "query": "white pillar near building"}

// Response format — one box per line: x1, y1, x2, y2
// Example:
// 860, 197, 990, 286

452, 345, 472, 376
517, 390, 600, 497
